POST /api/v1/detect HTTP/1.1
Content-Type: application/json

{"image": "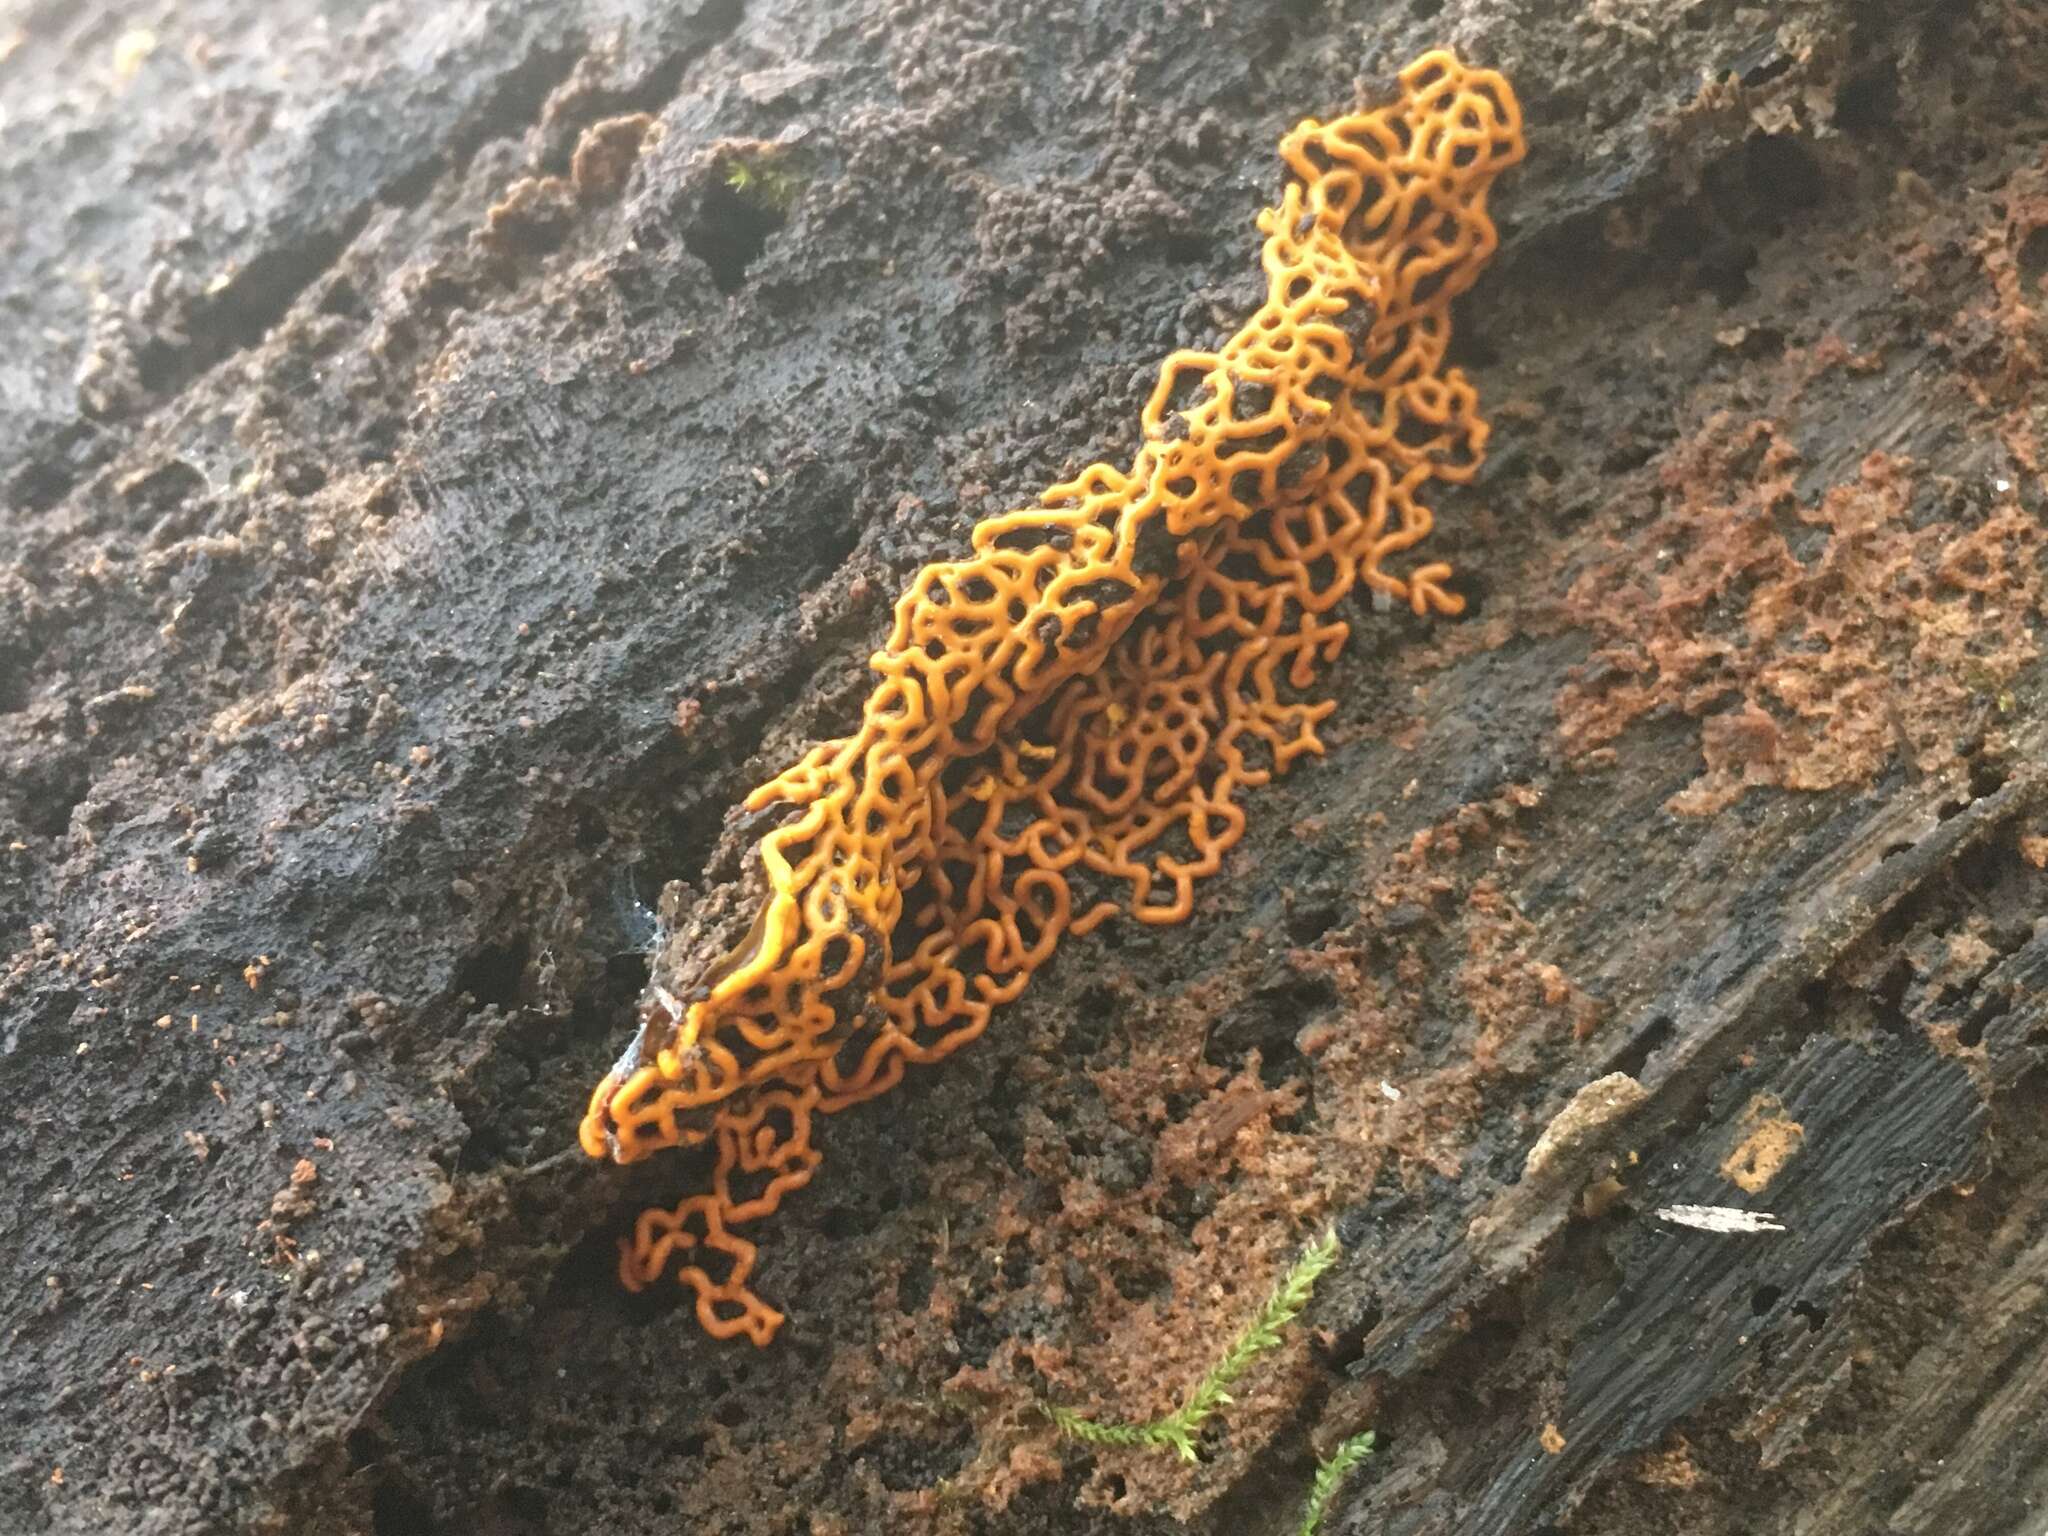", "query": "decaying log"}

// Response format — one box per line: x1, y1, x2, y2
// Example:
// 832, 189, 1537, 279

3, 0, 2044, 1532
